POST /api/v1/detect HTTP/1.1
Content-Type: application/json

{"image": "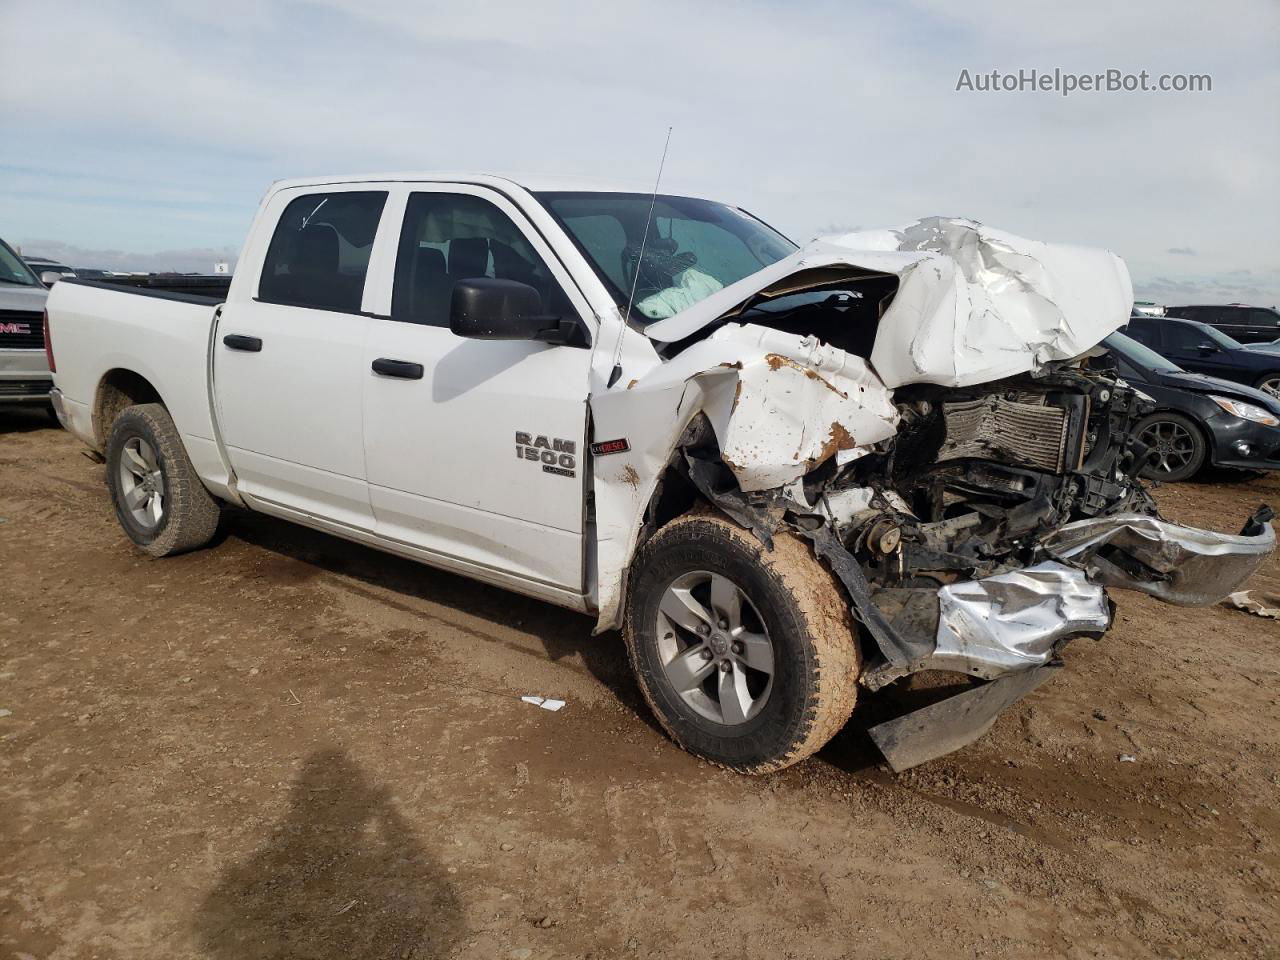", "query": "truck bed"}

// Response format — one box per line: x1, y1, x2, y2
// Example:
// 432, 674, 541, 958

45, 278, 229, 492
63, 277, 226, 306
